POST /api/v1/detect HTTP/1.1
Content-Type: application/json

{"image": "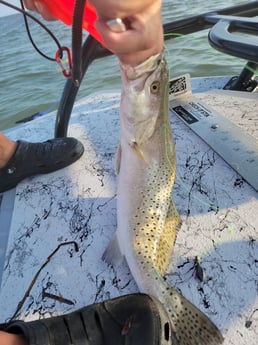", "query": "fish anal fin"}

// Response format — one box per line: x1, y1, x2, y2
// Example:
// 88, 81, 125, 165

102, 233, 124, 267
